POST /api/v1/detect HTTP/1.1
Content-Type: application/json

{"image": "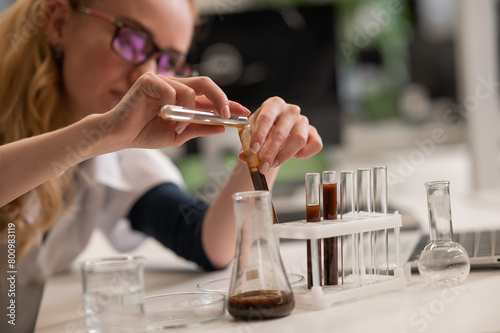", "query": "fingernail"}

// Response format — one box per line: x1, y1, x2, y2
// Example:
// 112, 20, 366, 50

223, 105, 230, 118
176, 125, 187, 135
272, 159, 280, 168
251, 142, 261, 154
260, 162, 270, 174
